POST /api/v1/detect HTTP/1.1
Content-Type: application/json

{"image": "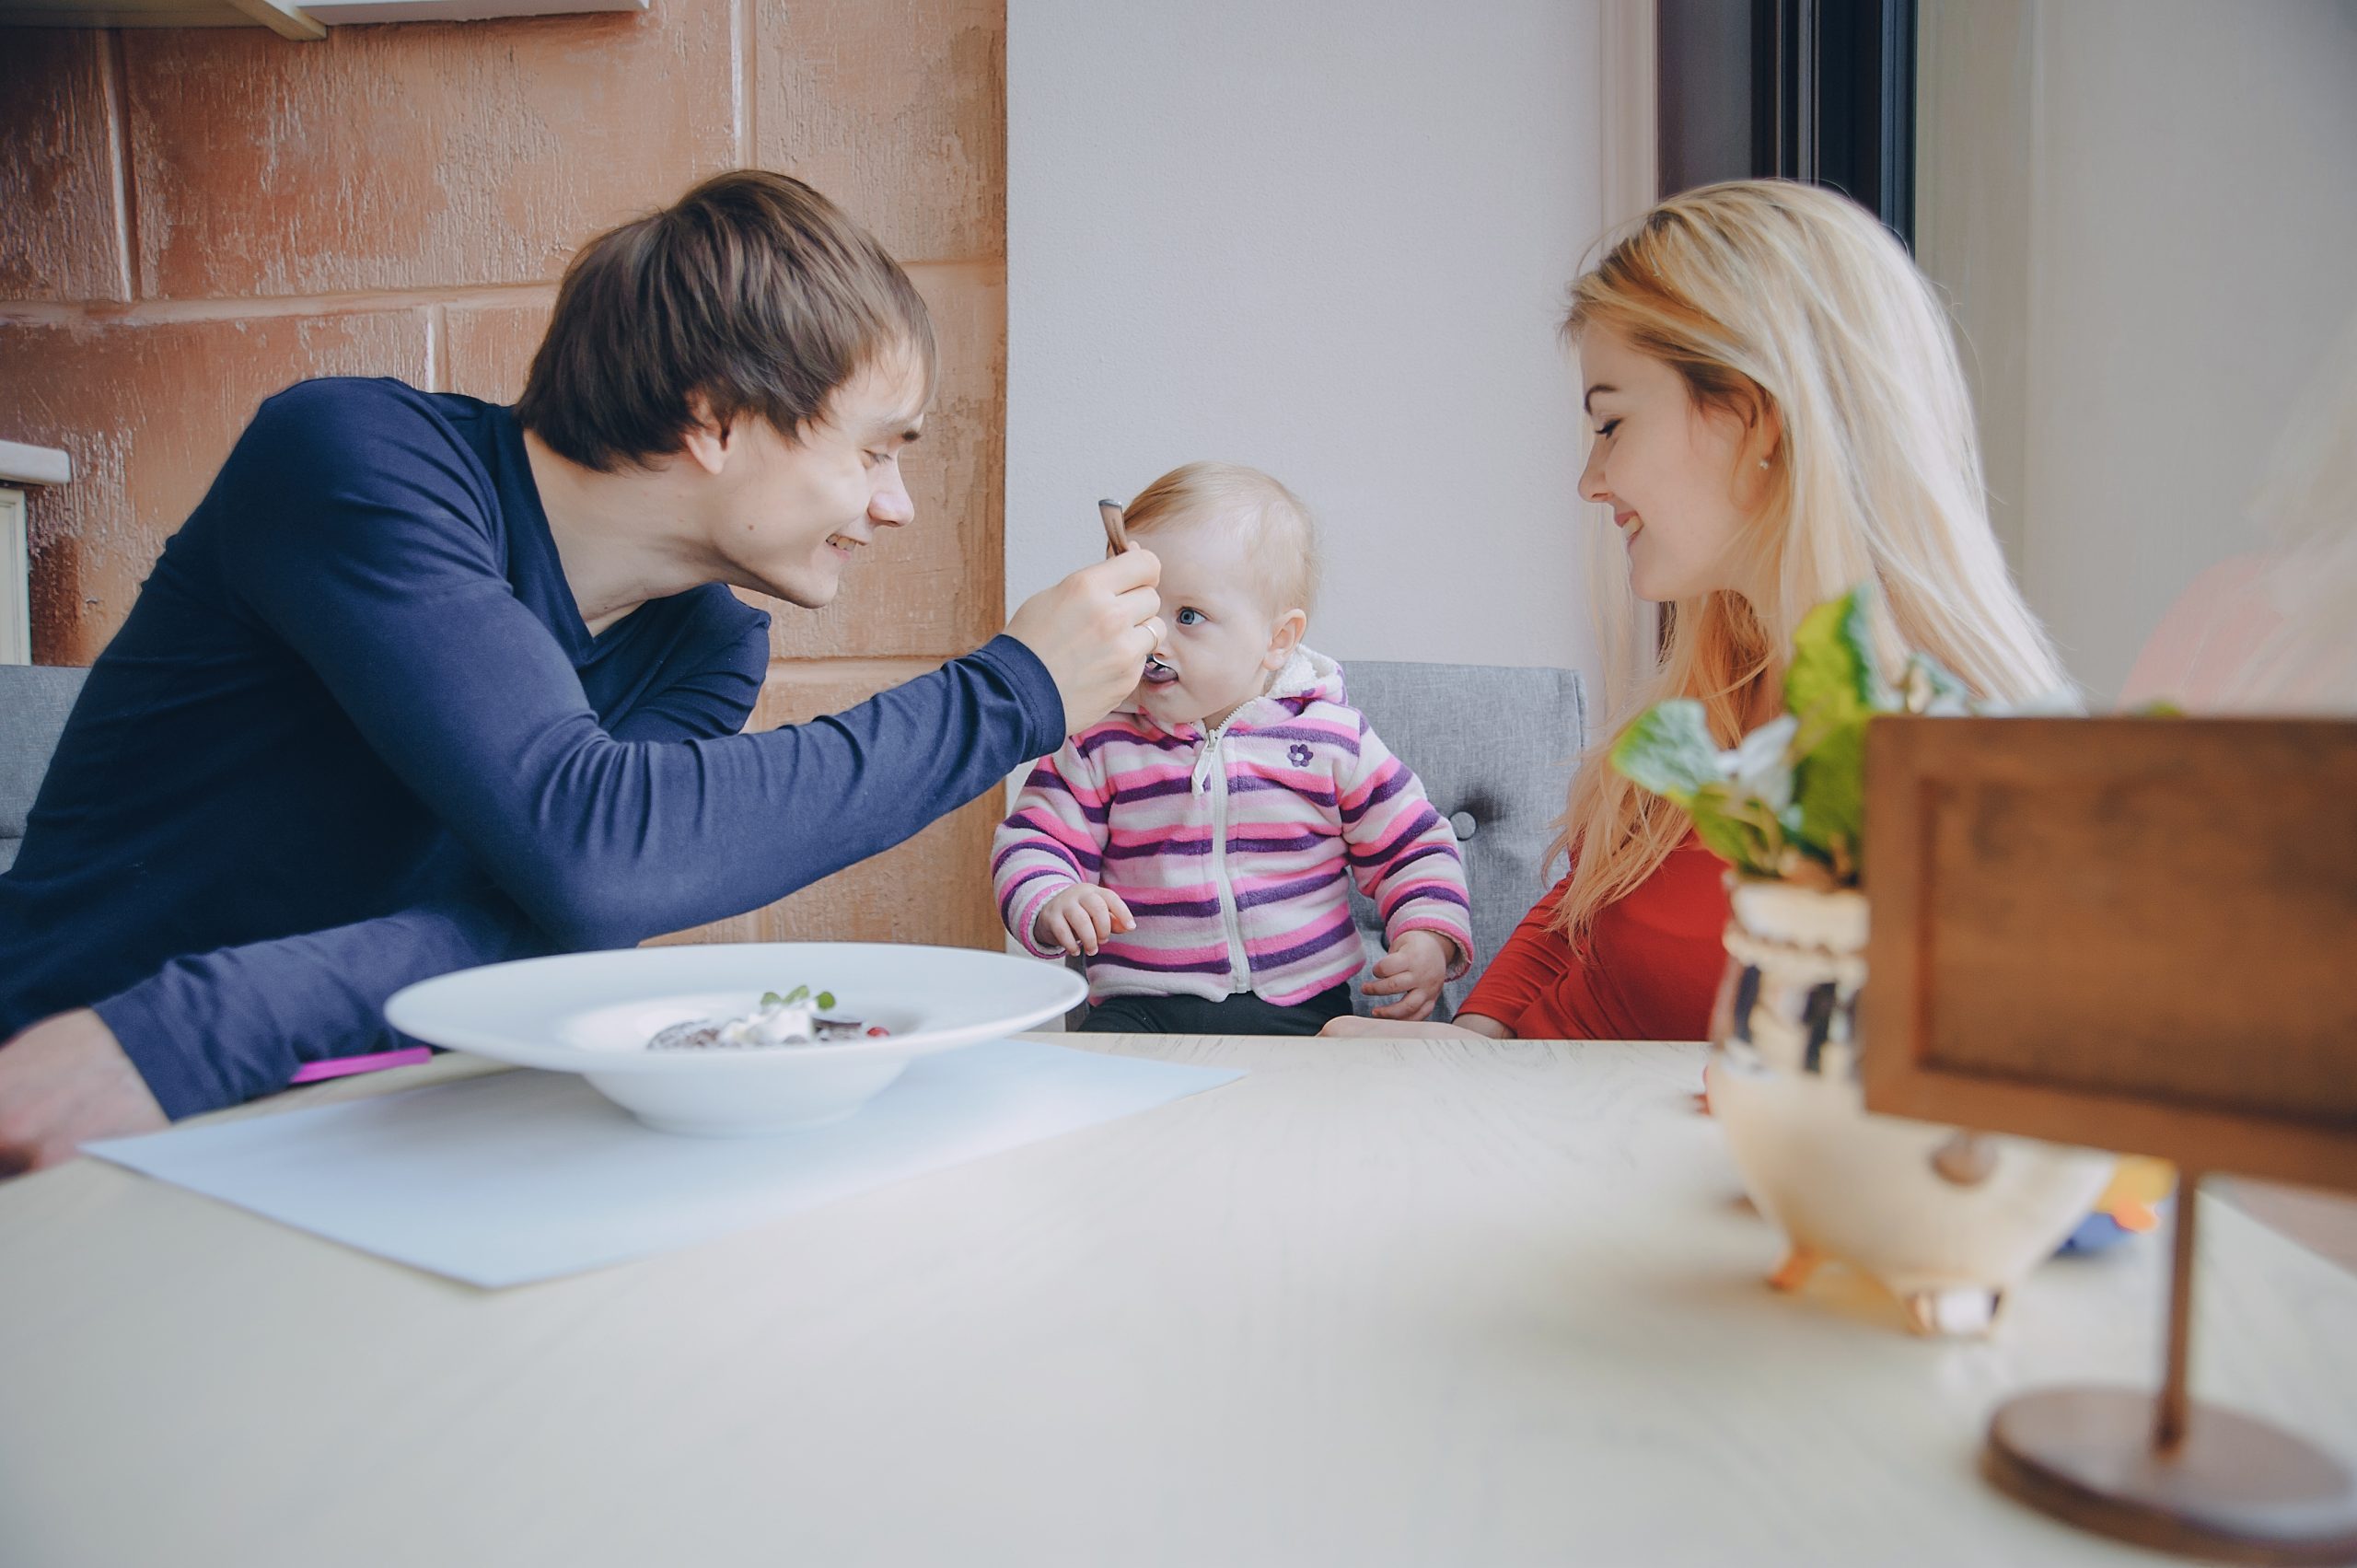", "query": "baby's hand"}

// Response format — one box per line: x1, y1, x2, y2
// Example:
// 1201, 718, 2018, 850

1034, 885, 1135, 957
1362, 929, 1452, 1021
